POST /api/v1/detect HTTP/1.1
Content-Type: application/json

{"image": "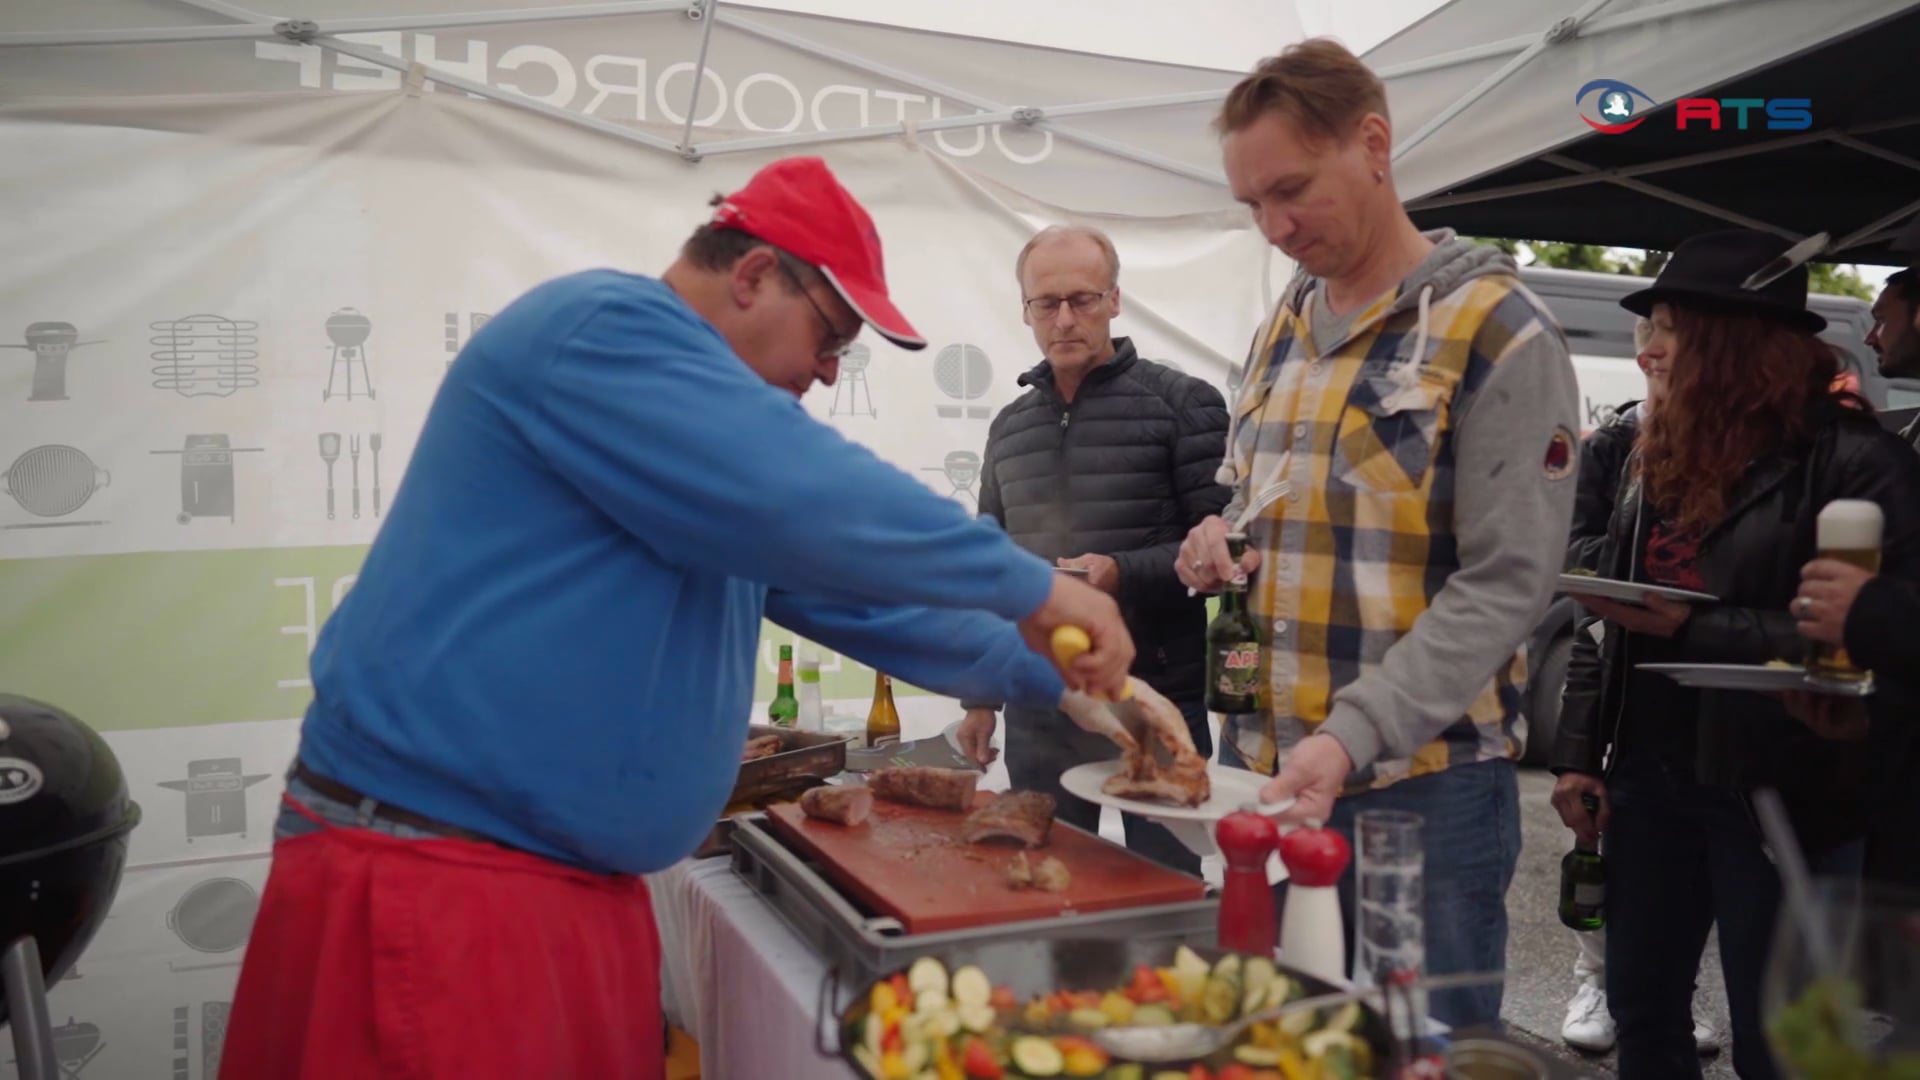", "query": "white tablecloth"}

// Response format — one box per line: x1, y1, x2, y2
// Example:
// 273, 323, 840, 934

650, 855, 861, 1080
